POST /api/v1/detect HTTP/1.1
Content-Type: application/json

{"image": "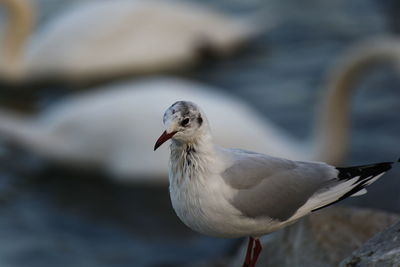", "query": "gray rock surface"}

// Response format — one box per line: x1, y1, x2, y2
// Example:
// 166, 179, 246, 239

228, 206, 399, 267
340, 220, 400, 267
